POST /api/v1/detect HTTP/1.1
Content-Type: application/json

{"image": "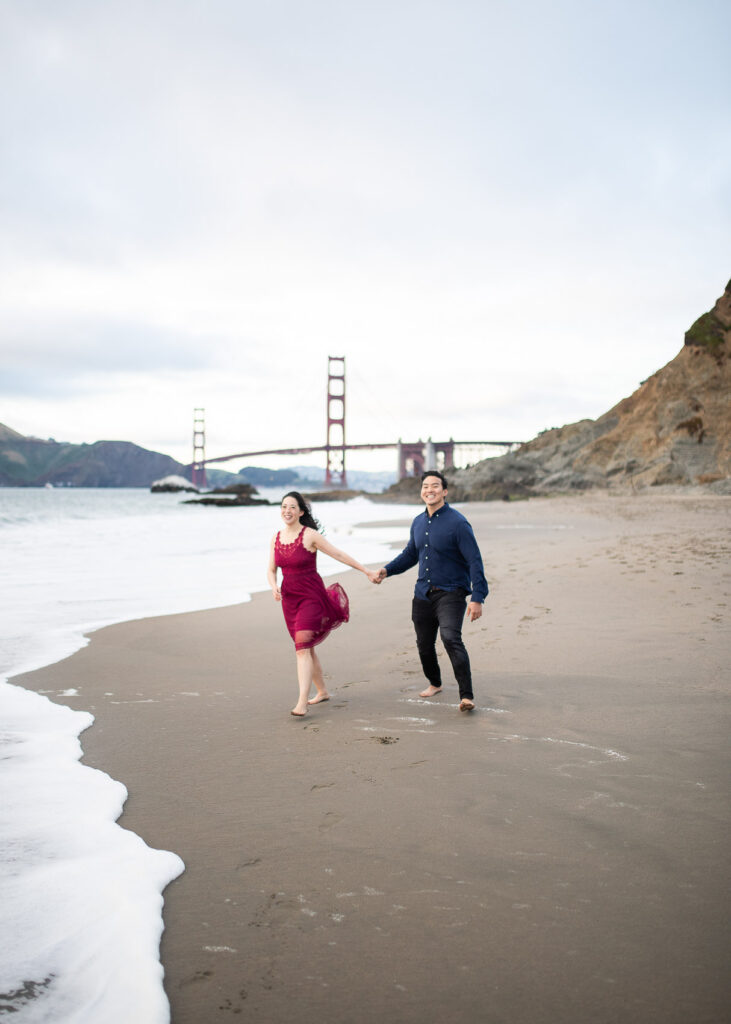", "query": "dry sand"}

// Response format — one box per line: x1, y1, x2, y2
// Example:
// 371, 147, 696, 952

16, 493, 730, 1023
